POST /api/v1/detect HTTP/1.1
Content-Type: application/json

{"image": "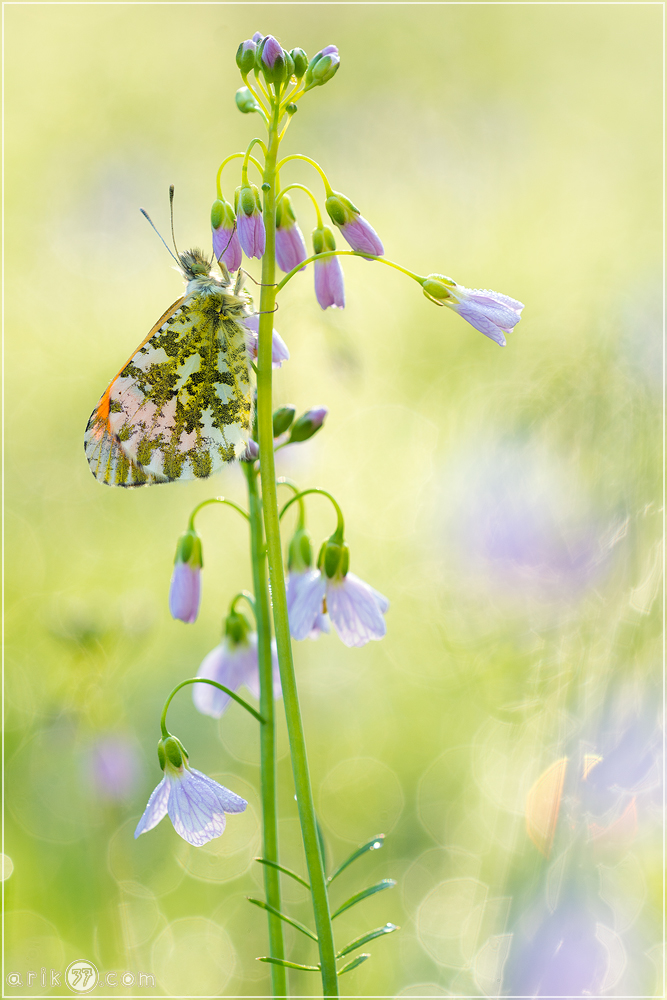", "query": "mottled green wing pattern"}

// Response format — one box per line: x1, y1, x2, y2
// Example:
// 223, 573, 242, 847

84, 287, 253, 487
